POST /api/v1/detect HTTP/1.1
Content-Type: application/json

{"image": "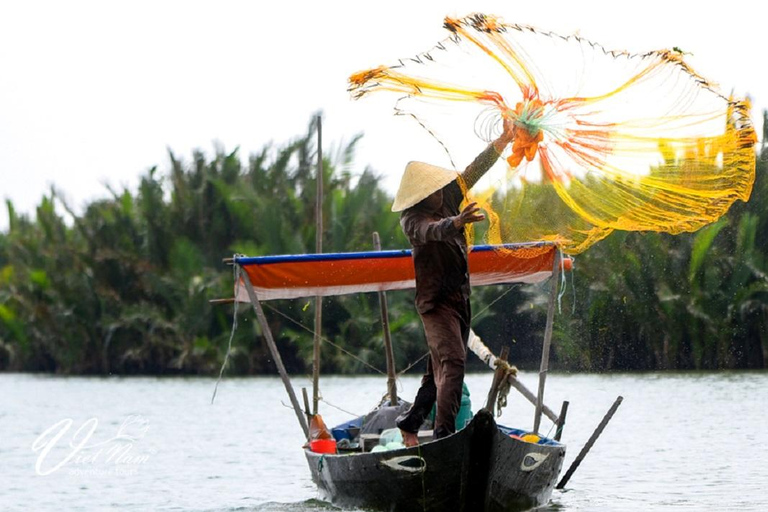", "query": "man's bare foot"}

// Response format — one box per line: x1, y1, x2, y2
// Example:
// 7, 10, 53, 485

401, 430, 419, 447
